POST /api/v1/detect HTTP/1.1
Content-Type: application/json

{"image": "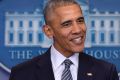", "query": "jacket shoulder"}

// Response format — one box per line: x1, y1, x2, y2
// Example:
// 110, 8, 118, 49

84, 53, 118, 79
82, 53, 116, 71
11, 53, 48, 75
12, 53, 47, 72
